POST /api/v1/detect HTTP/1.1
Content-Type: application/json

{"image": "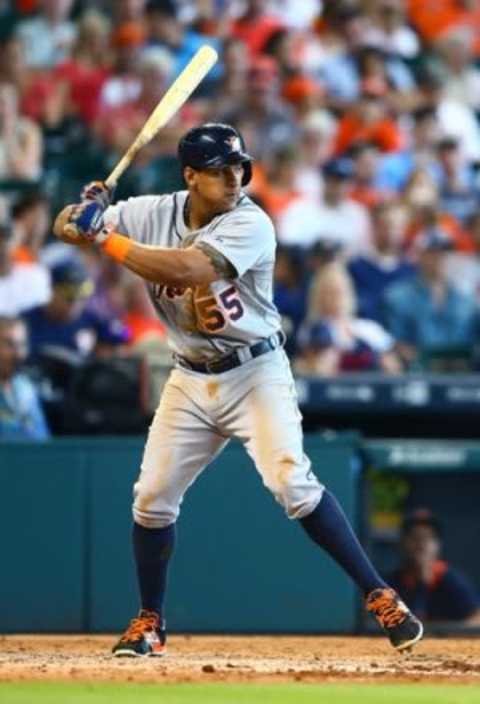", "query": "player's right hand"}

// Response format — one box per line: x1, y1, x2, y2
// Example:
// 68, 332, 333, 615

80, 180, 114, 209
68, 200, 106, 241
